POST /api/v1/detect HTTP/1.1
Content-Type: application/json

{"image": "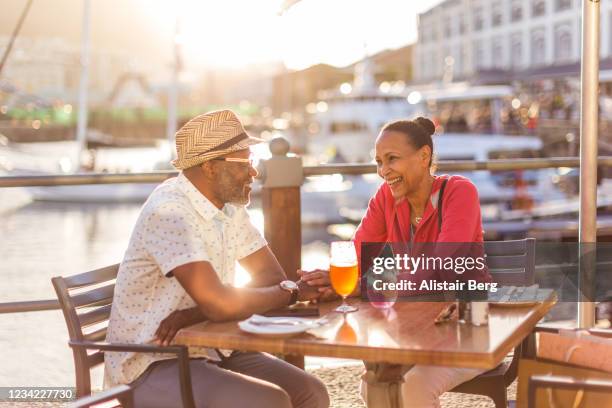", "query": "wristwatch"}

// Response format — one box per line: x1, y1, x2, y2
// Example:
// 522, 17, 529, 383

279, 280, 299, 305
